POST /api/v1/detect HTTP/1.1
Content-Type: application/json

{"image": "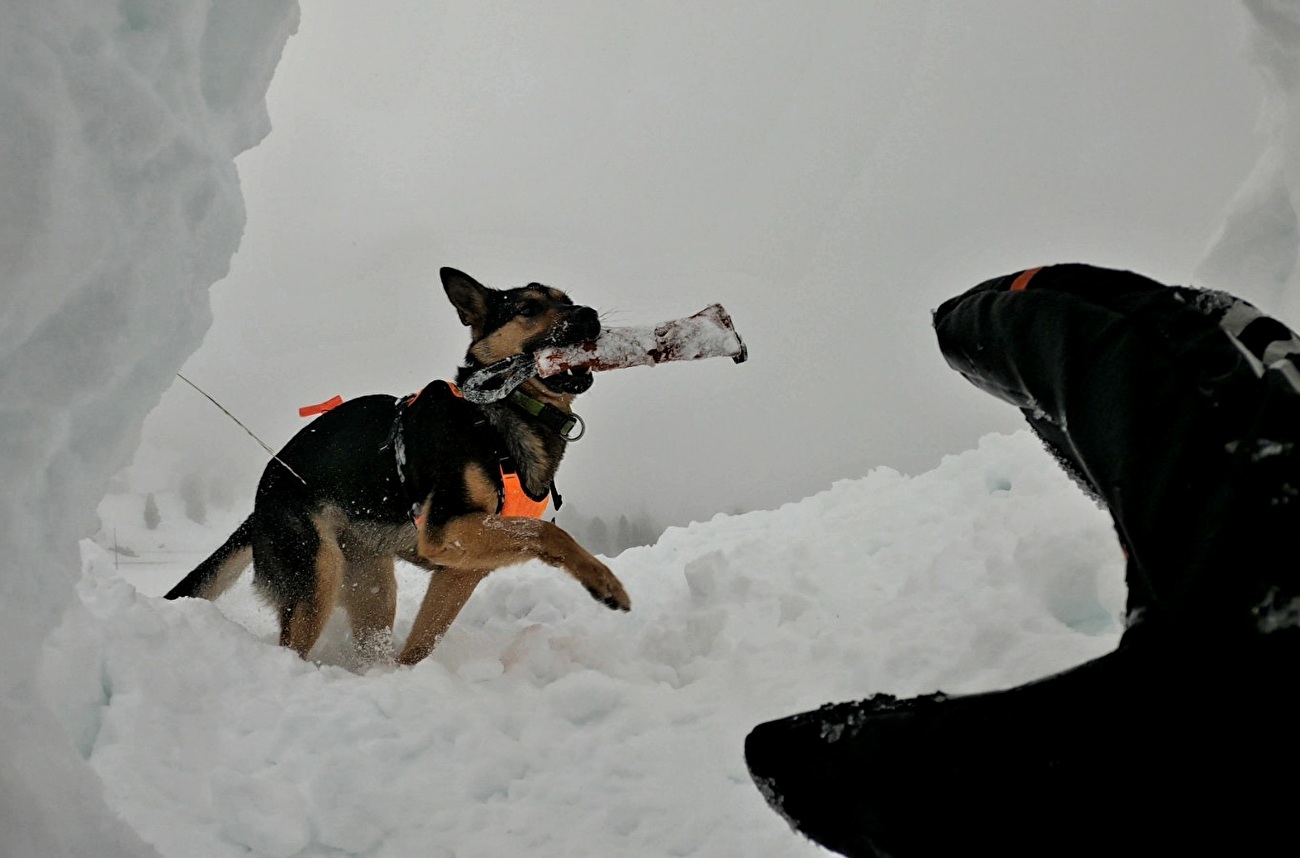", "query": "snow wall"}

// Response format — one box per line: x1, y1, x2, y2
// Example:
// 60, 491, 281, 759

1199, 0, 1300, 318
0, 1, 298, 854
